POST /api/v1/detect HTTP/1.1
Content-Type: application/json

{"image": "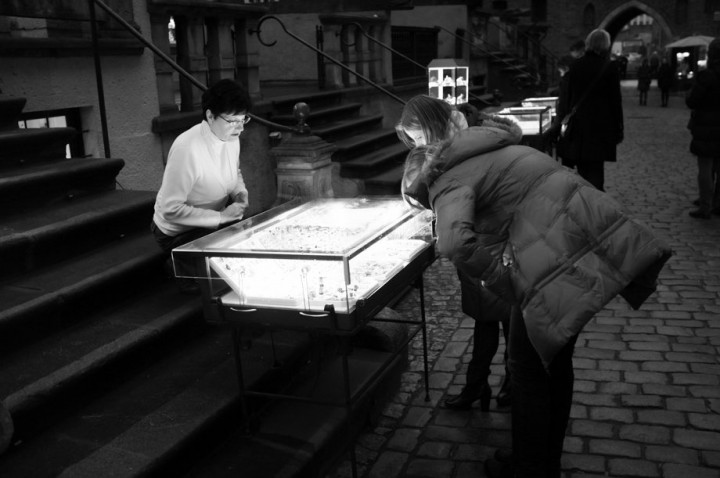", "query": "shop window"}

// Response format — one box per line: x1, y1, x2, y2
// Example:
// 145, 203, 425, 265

18, 109, 85, 159
583, 4, 596, 29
